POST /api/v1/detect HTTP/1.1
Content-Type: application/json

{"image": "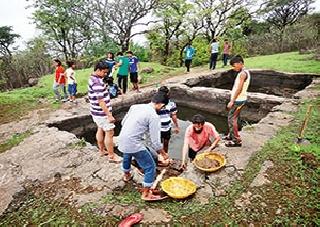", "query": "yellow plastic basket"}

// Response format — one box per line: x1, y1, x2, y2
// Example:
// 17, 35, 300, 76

193, 151, 226, 172
161, 177, 197, 199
